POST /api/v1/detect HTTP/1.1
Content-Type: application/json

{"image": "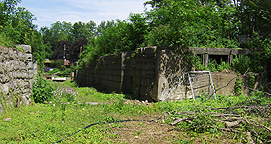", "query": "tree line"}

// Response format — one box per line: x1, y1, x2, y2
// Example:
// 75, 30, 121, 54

0, 0, 270, 75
